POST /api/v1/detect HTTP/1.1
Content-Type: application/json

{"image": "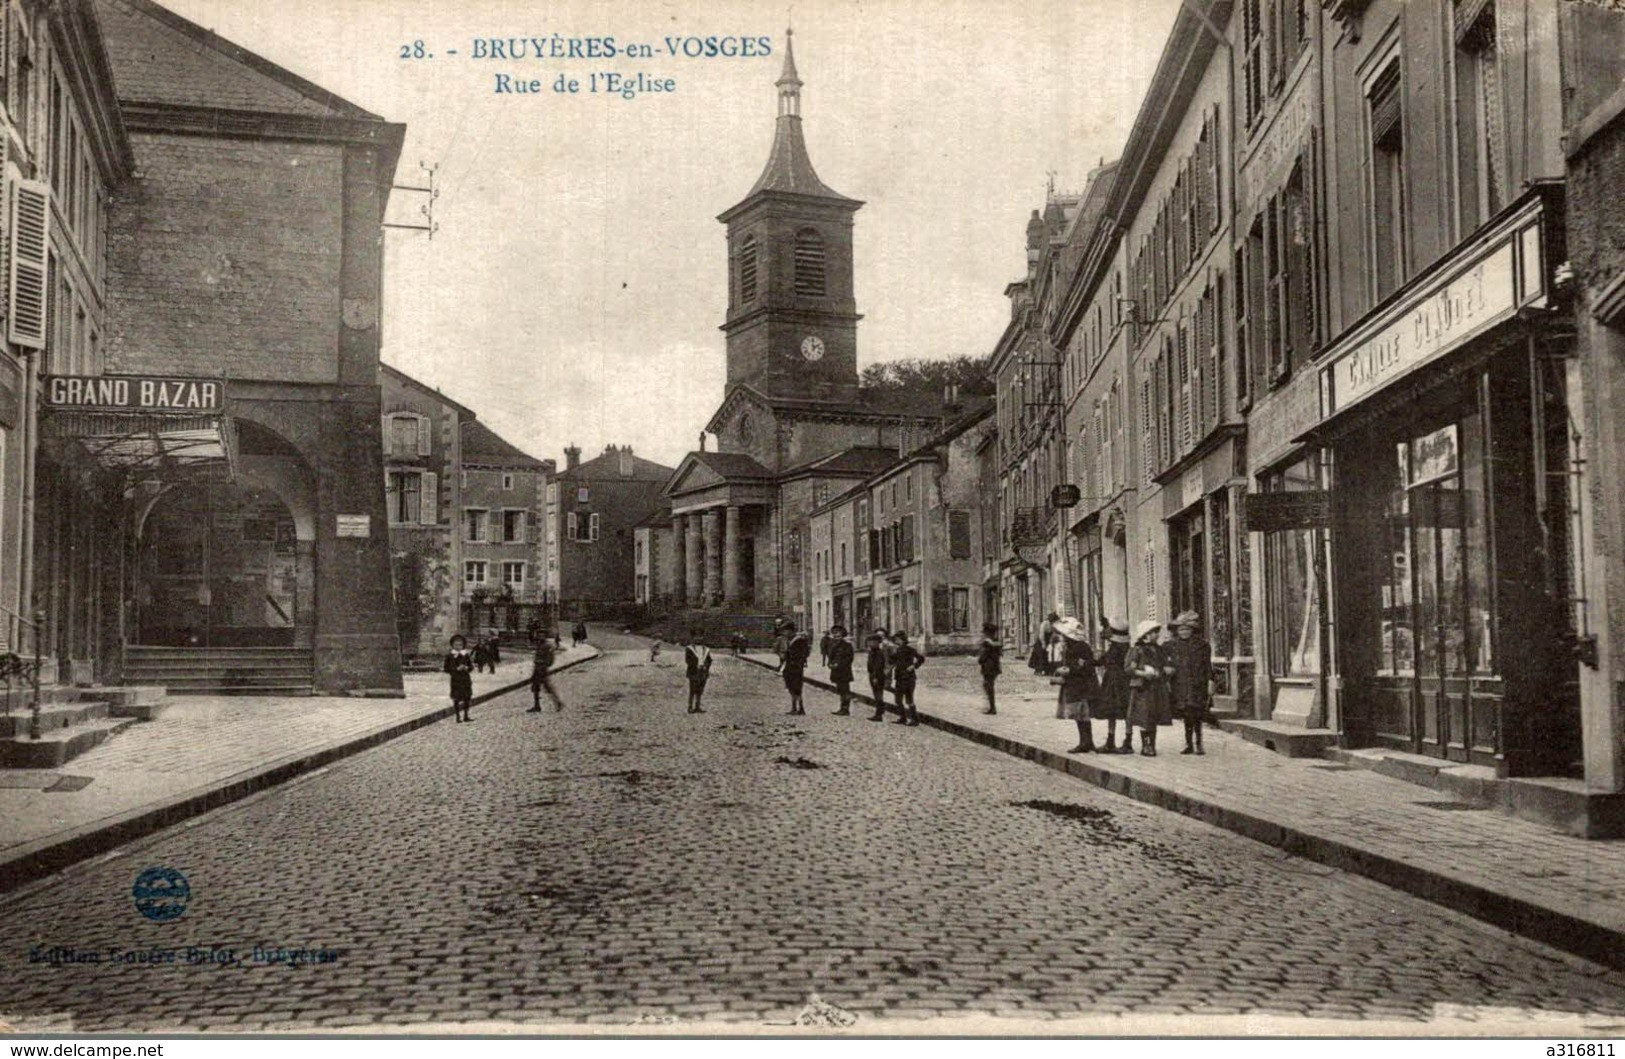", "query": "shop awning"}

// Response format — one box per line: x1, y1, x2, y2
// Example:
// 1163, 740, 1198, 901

42, 410, 234, 472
